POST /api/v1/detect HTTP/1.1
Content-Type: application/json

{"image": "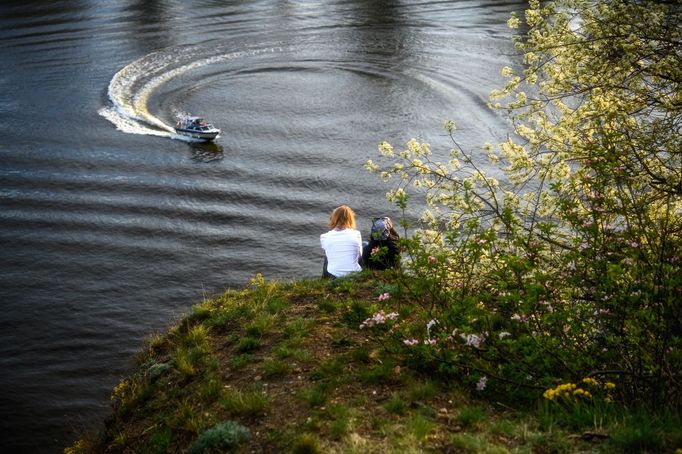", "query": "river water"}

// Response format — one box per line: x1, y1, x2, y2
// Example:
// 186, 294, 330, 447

0, 0, 523, 451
